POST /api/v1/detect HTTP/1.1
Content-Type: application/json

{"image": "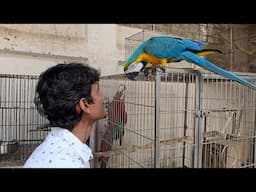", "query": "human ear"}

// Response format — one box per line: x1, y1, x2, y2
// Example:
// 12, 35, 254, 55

79, 98, 91, 114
